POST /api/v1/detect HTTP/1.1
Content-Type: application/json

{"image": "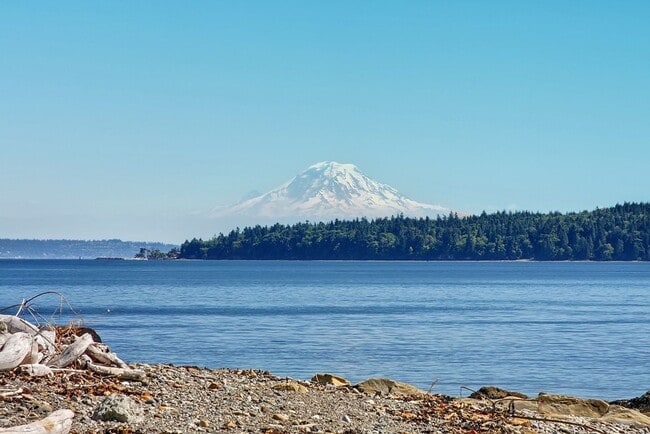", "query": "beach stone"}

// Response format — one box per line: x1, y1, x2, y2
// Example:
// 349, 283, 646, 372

311, 373, 351, 387
536, 393, 609, 418
272, 413, 290, 421
272, 381, 308, 393
469, 386, 528, 400
355, 378, 424, 397
92, 394, 144, 423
